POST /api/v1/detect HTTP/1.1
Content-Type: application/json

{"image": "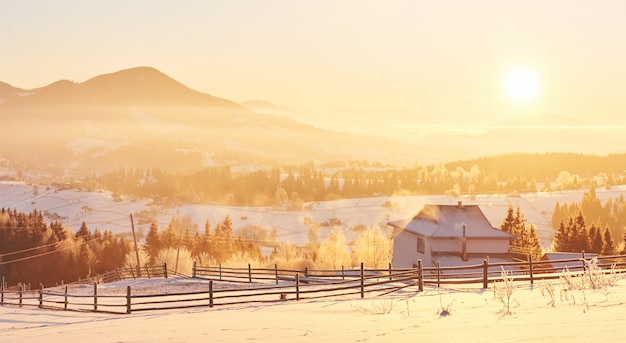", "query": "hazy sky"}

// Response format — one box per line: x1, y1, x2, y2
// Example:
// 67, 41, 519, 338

2, 1, 626, 123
